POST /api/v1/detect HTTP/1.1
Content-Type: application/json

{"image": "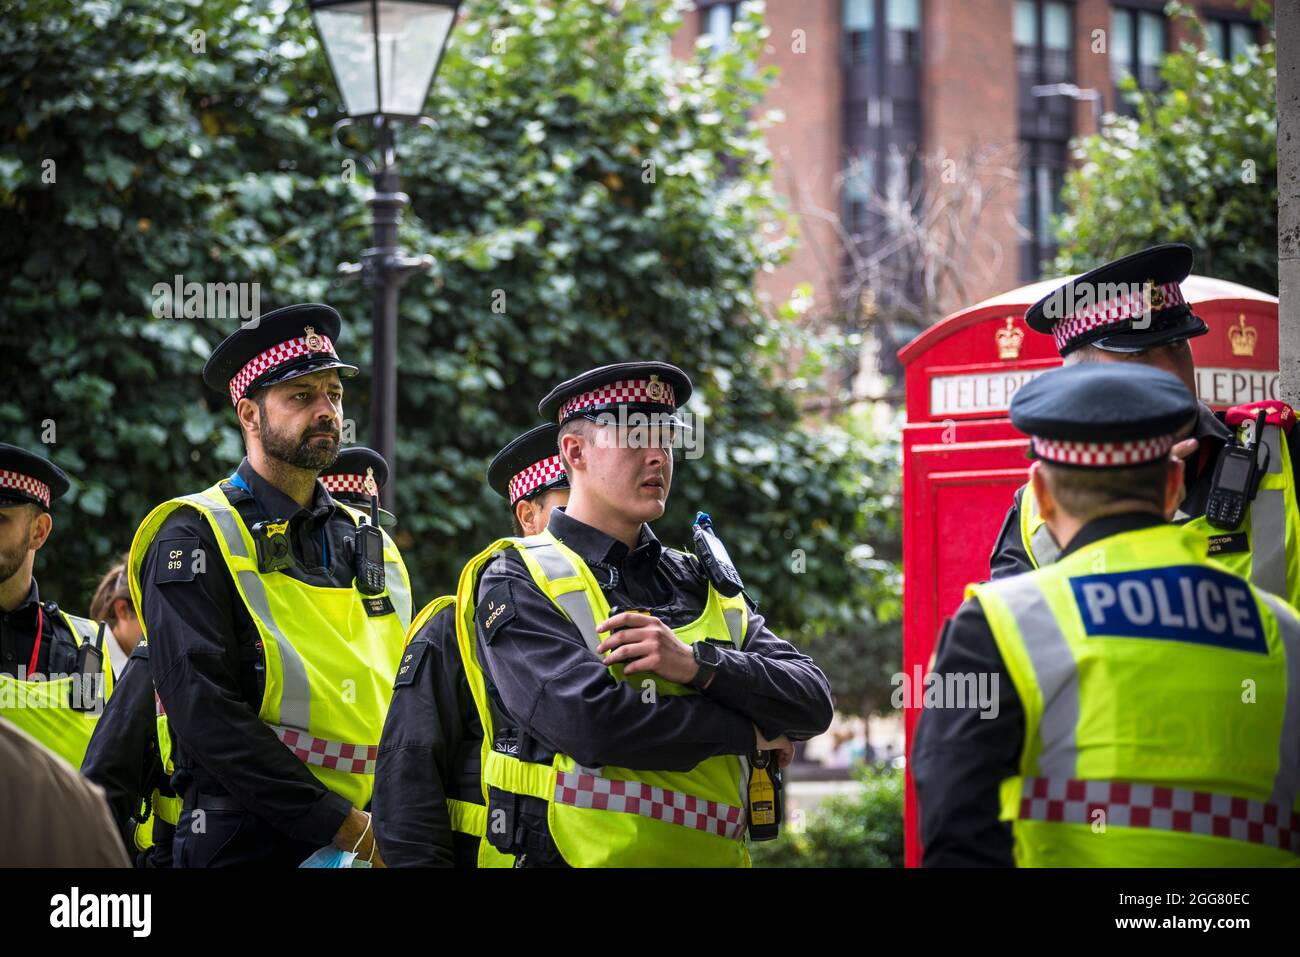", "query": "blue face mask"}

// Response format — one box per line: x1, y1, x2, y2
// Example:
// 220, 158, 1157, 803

300, 846, 373, 869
